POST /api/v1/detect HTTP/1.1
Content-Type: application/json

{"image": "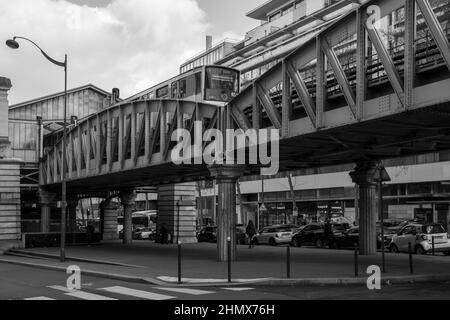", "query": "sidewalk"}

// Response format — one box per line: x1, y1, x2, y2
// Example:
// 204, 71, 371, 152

1, 241, 450, 286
